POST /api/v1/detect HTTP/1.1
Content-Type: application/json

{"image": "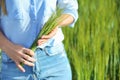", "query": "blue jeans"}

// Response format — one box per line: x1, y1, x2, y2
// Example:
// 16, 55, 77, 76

0, 43, 72, 80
